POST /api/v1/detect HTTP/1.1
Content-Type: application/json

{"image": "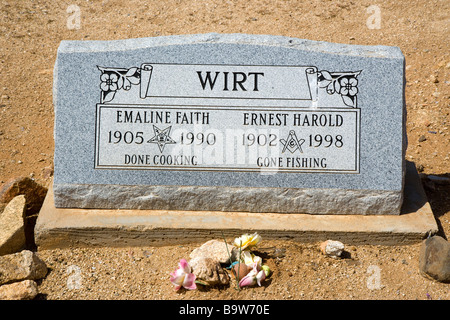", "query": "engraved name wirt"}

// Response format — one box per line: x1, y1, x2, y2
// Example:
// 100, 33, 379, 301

196, 71, 265, 91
